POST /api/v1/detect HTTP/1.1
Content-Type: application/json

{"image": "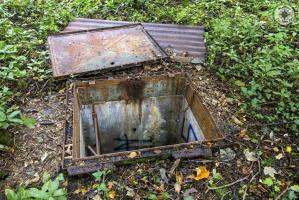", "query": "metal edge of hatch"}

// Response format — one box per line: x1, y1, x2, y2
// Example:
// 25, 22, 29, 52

48, 23, 169, 80
61, 73, 224, 176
